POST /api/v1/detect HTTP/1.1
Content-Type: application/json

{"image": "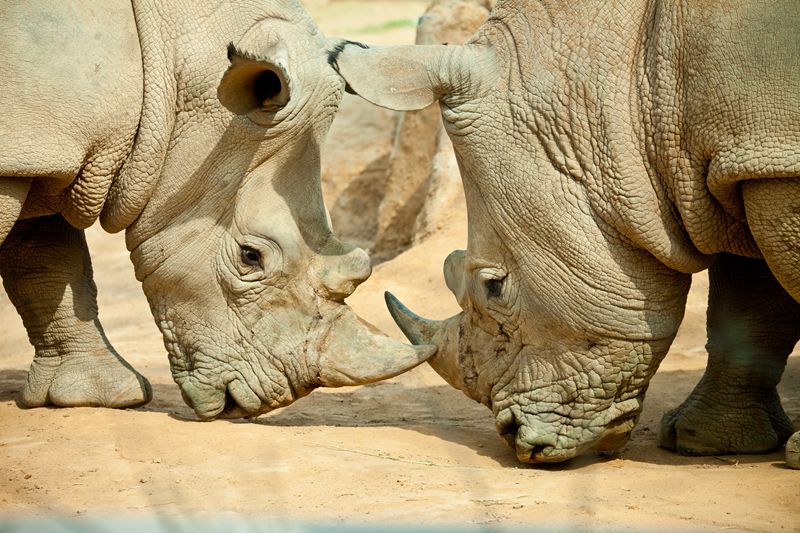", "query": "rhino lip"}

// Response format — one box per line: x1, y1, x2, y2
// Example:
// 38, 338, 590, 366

182, 392, 225, 421
609, 411, 638, 427
217, 389, 251, 419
